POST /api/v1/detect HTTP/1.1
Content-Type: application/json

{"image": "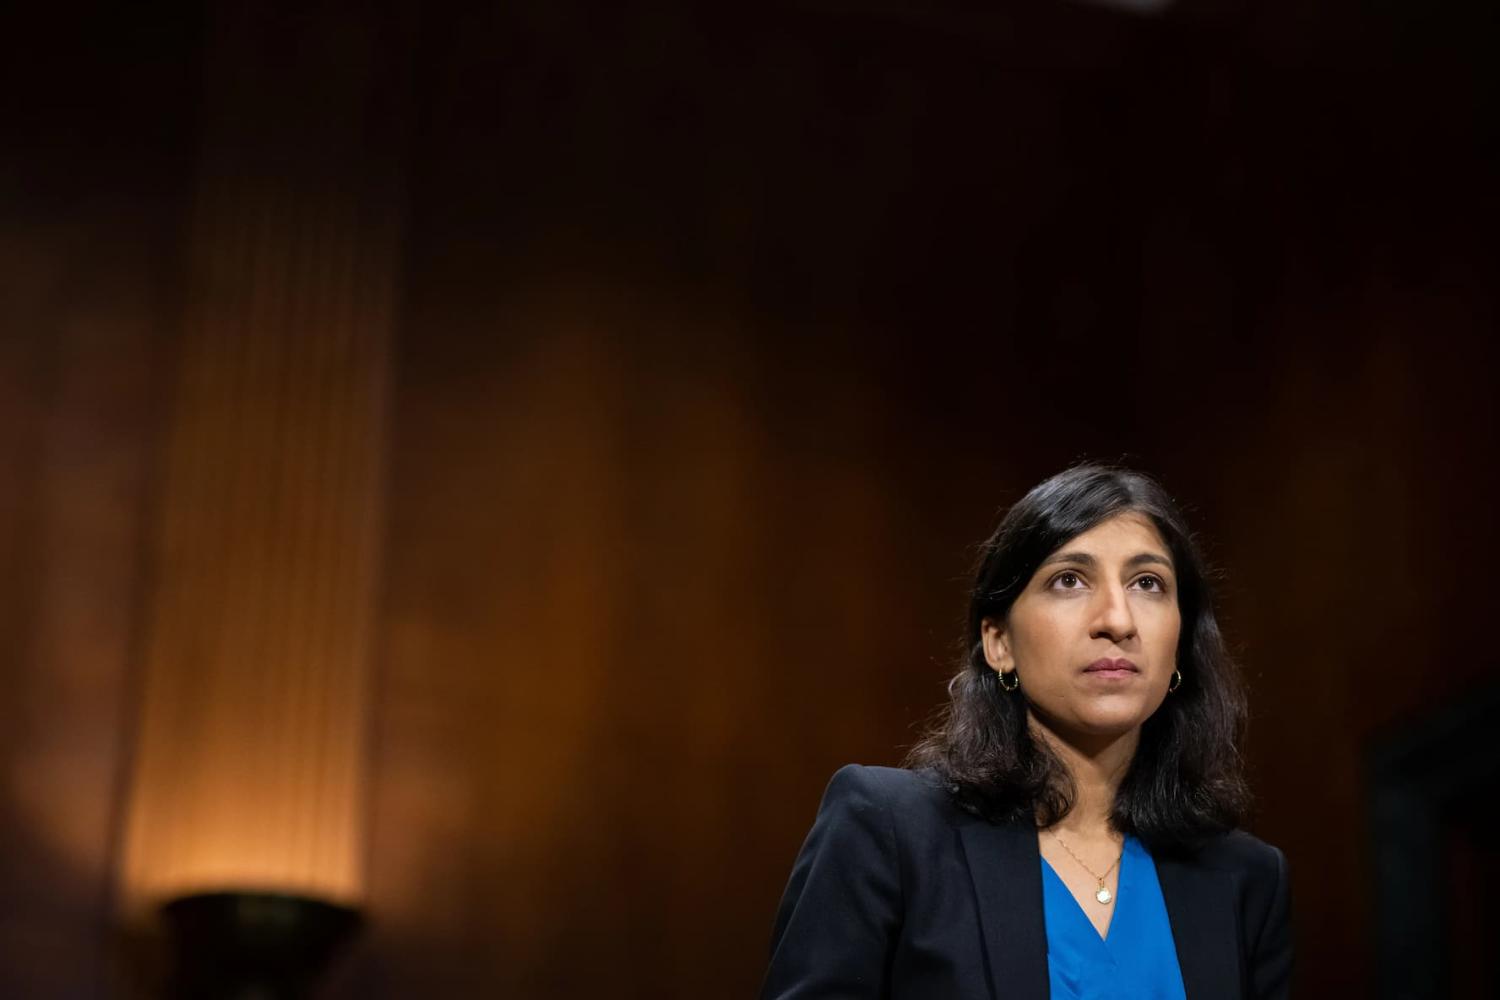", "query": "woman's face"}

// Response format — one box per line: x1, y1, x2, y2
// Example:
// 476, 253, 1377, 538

981, 512, 1181, 747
